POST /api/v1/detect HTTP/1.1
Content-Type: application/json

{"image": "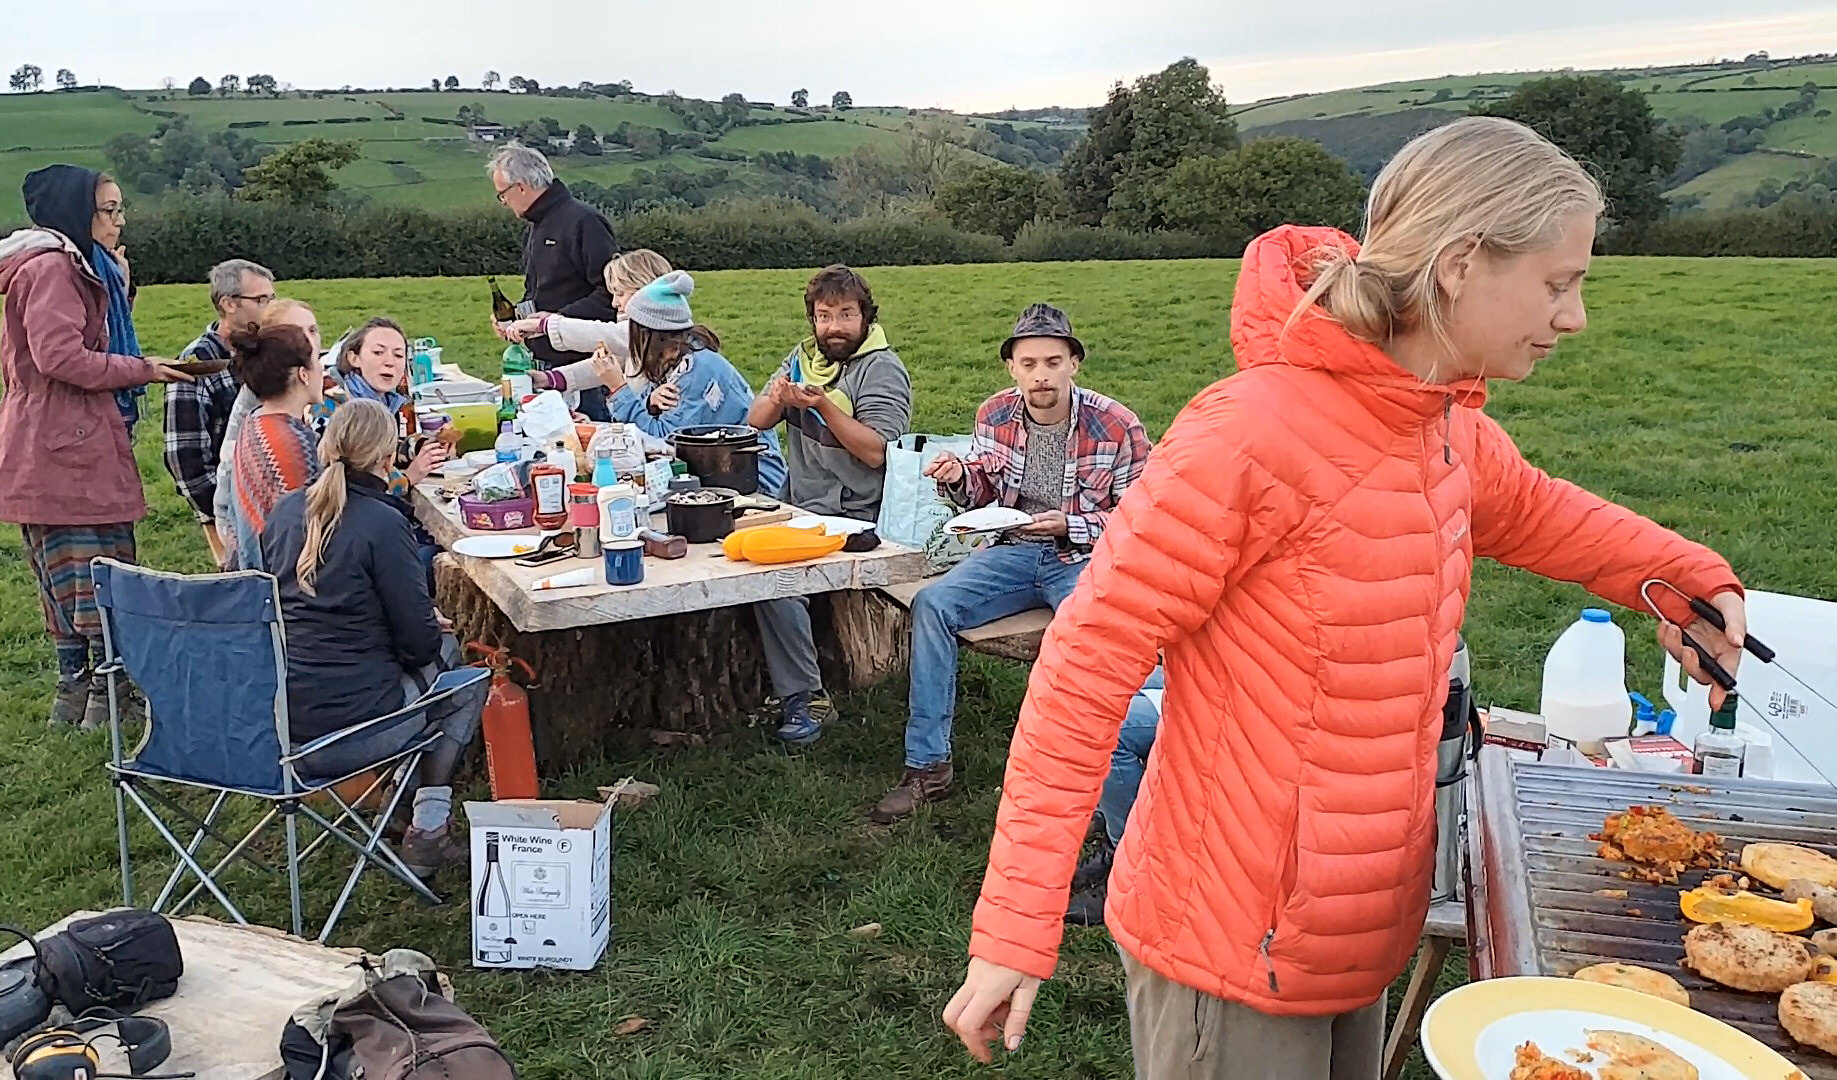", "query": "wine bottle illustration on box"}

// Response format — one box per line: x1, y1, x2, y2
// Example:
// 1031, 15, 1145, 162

476, 831, 515, 963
